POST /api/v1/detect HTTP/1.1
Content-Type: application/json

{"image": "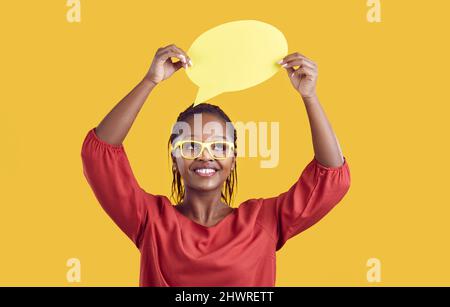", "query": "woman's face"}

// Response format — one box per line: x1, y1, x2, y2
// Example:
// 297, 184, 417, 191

172, 113, 236, 193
